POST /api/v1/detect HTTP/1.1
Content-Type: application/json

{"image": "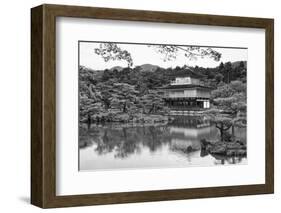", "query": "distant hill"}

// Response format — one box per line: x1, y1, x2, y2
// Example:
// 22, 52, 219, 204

109, 64, 161, 72
136, 64, 160, 72
230, 61, 247, 69
109, 66, 124, 71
